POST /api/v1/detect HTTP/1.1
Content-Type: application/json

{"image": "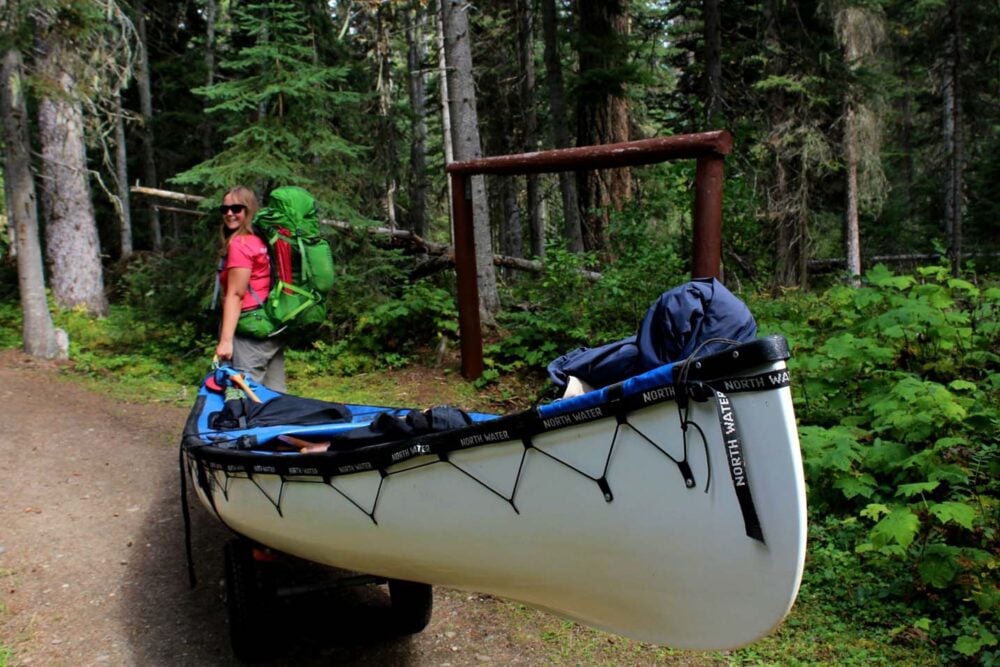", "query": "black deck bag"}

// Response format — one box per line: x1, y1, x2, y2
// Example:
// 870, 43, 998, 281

211, 394, 352, 431
331, 406, 474, 448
